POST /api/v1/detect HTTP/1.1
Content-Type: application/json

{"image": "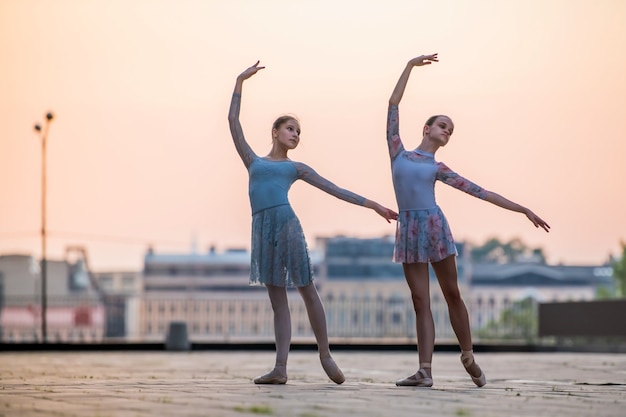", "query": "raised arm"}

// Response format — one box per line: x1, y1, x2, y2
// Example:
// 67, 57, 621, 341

387, 54, 438, 160
295, 163, 398, 223
228, 61, 265, 168
389, 54, 438, 106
